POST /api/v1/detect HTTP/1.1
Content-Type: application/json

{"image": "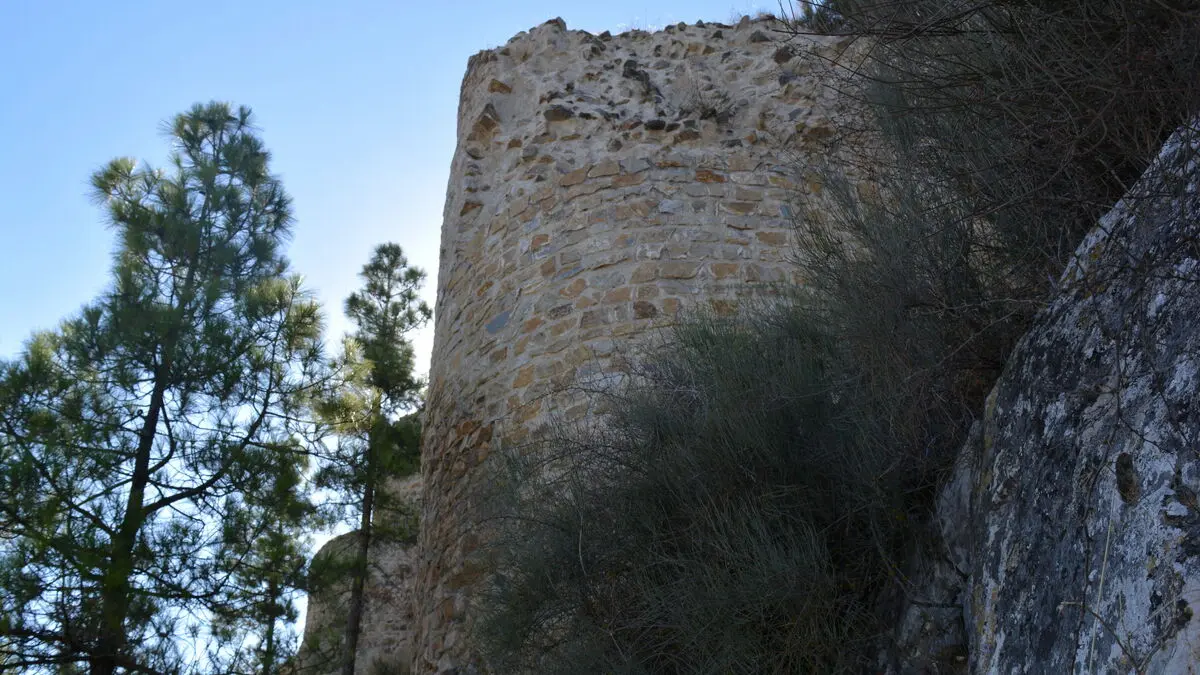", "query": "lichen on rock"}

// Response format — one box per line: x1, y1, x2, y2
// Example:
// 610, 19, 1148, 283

924, 121, 1200, 674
